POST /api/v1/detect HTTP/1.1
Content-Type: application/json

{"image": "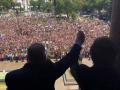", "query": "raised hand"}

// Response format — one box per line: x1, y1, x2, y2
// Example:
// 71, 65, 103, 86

75, 31, 85, 46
